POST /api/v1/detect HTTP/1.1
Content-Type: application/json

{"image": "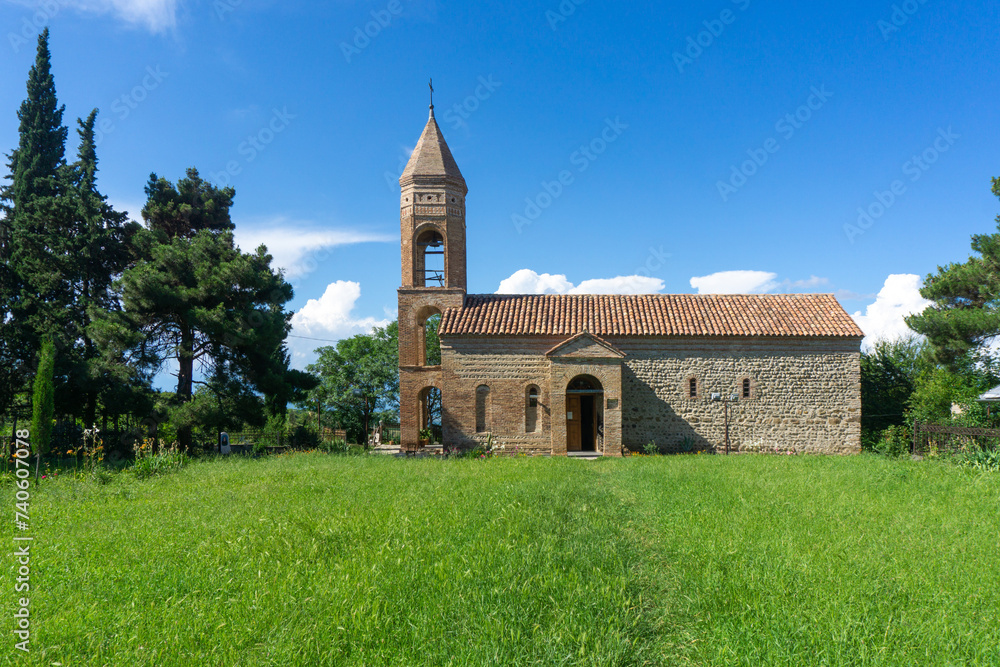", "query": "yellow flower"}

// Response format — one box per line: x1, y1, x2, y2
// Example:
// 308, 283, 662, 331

67, 449, 75, 455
